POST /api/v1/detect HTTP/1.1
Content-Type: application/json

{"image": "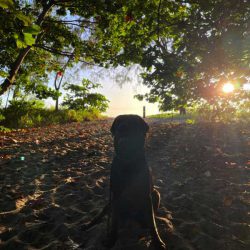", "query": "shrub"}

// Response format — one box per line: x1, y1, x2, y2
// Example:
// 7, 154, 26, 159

0, 113, 4, 122
0, 100, 103, 129
1, 99, 45, 128
195, 102, 237, 123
